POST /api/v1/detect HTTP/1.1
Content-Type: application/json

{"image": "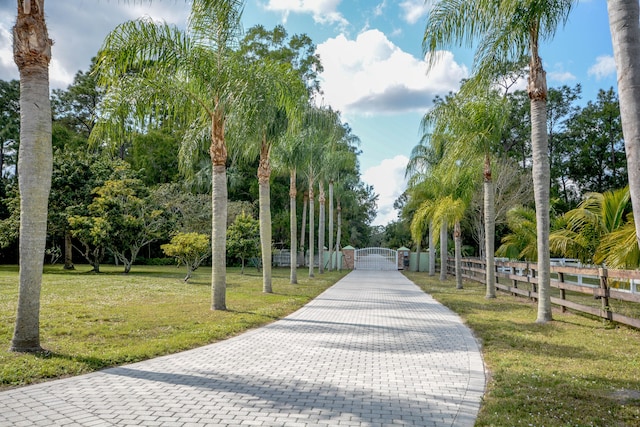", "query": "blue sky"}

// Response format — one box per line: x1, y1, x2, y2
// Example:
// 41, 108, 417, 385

0, 0, 617, 225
